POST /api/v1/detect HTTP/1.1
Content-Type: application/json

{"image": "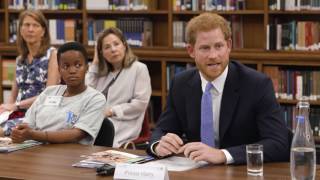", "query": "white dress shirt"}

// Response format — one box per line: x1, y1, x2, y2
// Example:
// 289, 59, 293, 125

199, 65, 234, 164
